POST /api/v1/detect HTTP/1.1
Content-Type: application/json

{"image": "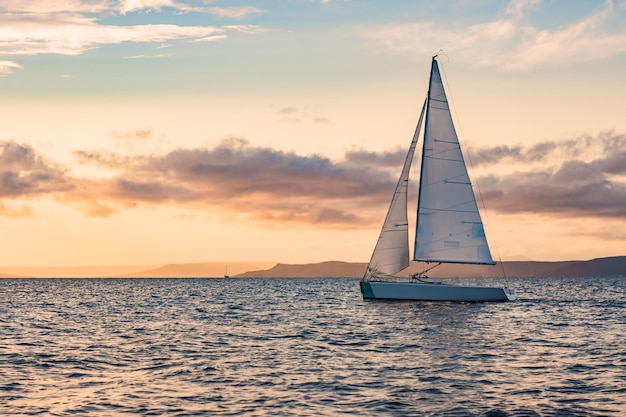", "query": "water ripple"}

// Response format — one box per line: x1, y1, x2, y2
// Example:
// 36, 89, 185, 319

1, 276, 625, 416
